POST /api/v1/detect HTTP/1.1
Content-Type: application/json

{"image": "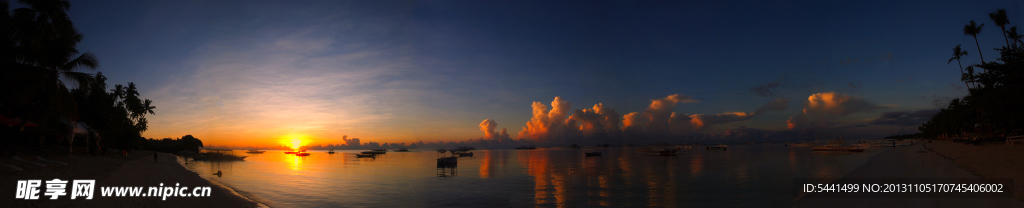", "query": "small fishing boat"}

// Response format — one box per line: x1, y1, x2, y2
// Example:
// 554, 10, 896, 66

356, 154, 375, 158
394, 148, 409, 152
295, 153, 310, 156
246, 150, 265, 154
328, 150, 335, 154
705, 144, 728, 150
812, 134, 866, 152
361, 151, 386, 155
284, 151, 298, 154
436, 149, 457, 165
585, 152, 602, 156
655, 149, 679, 156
